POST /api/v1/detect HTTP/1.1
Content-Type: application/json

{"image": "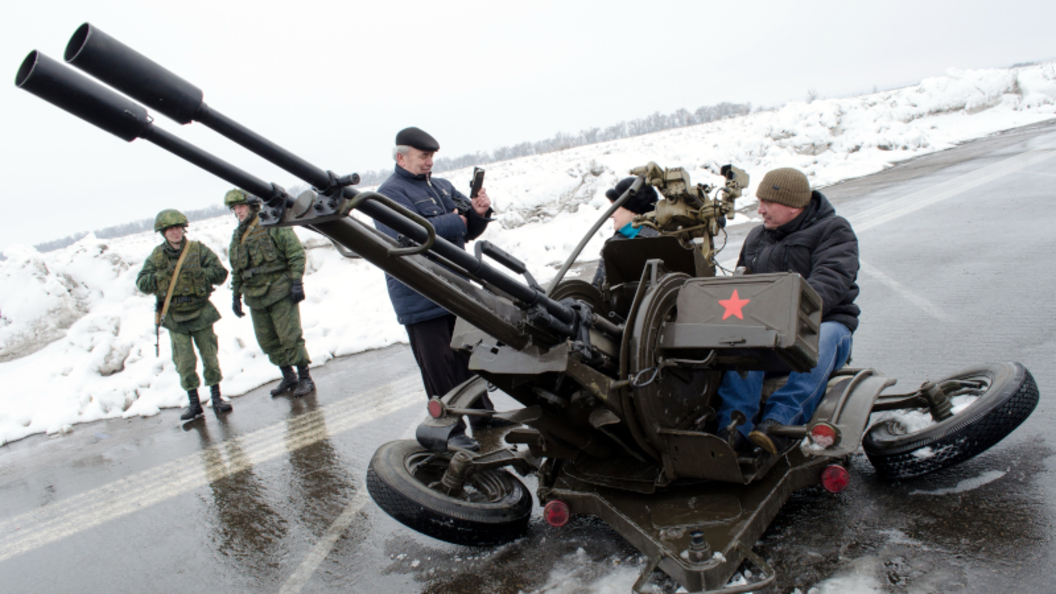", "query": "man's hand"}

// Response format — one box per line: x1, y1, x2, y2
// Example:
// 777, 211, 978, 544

290, 280, 305, 303
232, 293, 245, 318
472, 188, 492, 215
459, 214, 468, 228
